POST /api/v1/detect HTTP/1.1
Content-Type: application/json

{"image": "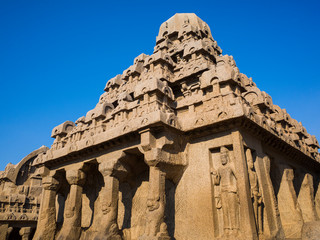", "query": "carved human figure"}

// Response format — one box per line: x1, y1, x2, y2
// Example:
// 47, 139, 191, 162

212, 146, 239, 237
246, 149, 263, 235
